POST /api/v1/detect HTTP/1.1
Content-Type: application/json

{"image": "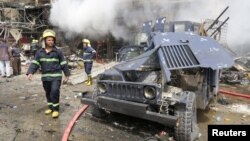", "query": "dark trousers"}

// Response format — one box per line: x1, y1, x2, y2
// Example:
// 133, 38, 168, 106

84, 62, 93, 75
12, 57, 21, 75
42, 80, 61, 111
